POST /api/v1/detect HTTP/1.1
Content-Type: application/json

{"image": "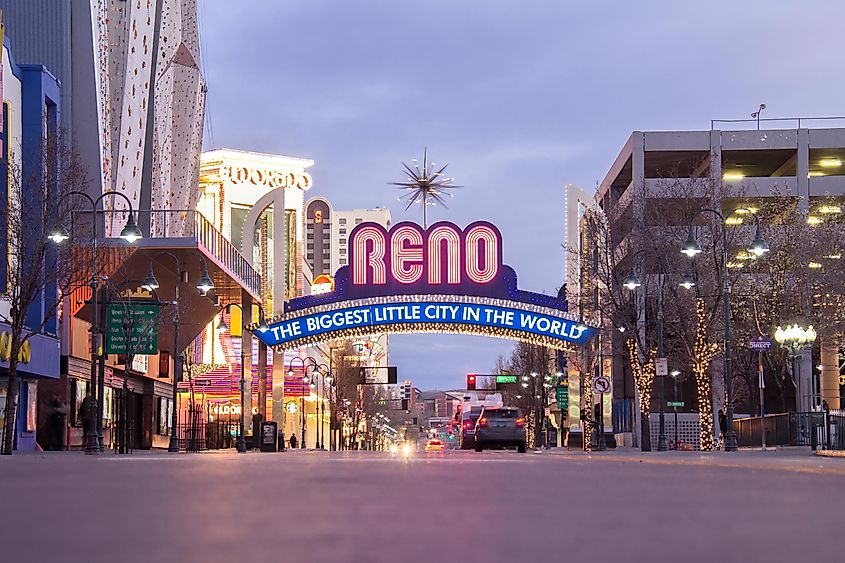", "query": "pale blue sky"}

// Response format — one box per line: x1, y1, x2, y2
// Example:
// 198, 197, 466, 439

199, 0, 845, 388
